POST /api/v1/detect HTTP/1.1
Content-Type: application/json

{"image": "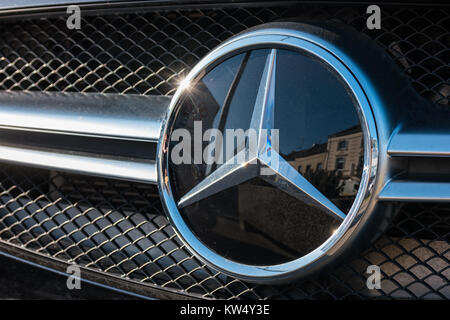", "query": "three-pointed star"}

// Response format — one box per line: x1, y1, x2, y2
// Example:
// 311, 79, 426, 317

177, 49, 346, 221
